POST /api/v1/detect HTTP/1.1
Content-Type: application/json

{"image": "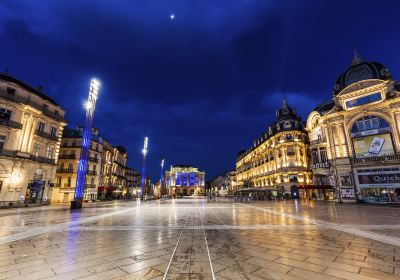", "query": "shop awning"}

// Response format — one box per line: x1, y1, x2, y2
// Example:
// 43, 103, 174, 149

298, 185, 333, 189
98, 186, 114, 190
